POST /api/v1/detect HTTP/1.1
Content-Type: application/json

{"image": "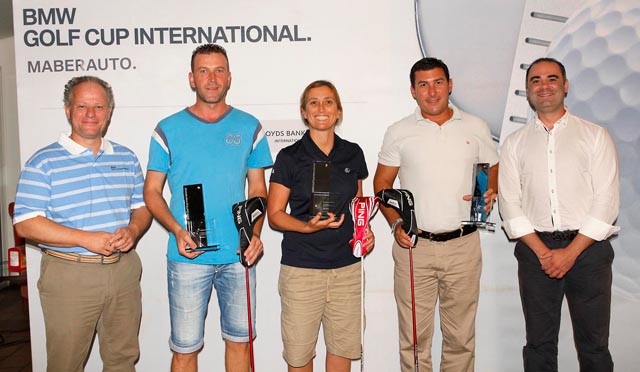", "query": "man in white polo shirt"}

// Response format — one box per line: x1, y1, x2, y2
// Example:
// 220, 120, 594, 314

374, 57, 499, 372
13, 76, 151, 372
